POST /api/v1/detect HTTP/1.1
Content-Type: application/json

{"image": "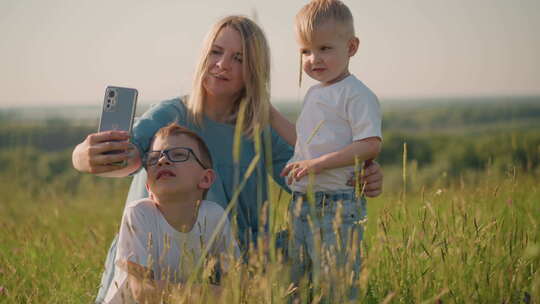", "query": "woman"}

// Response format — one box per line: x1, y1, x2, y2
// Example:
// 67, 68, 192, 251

72, 15, 383, 302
